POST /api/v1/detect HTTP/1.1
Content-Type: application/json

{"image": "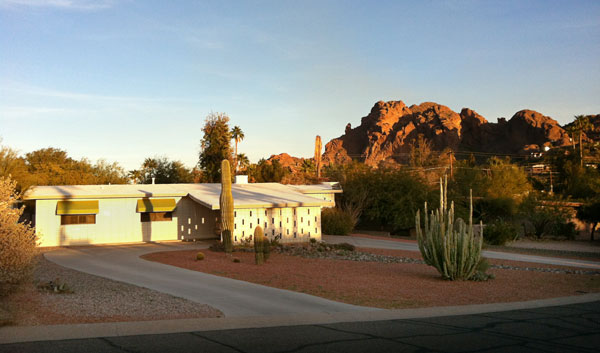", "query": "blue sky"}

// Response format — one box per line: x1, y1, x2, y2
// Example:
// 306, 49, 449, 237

1, 0, 599, 170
